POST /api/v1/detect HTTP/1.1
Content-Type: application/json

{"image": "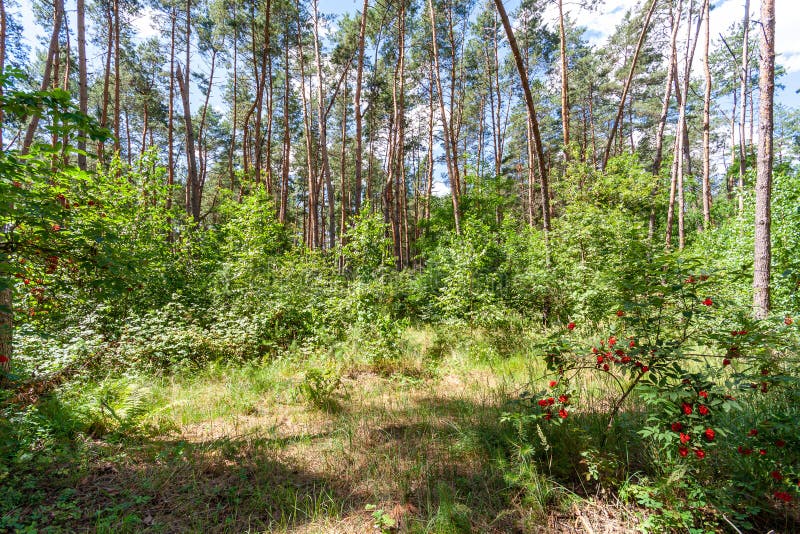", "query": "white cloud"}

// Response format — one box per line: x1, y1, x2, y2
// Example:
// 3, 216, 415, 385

131, 7, 159, 40
561, 0, 800, 73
